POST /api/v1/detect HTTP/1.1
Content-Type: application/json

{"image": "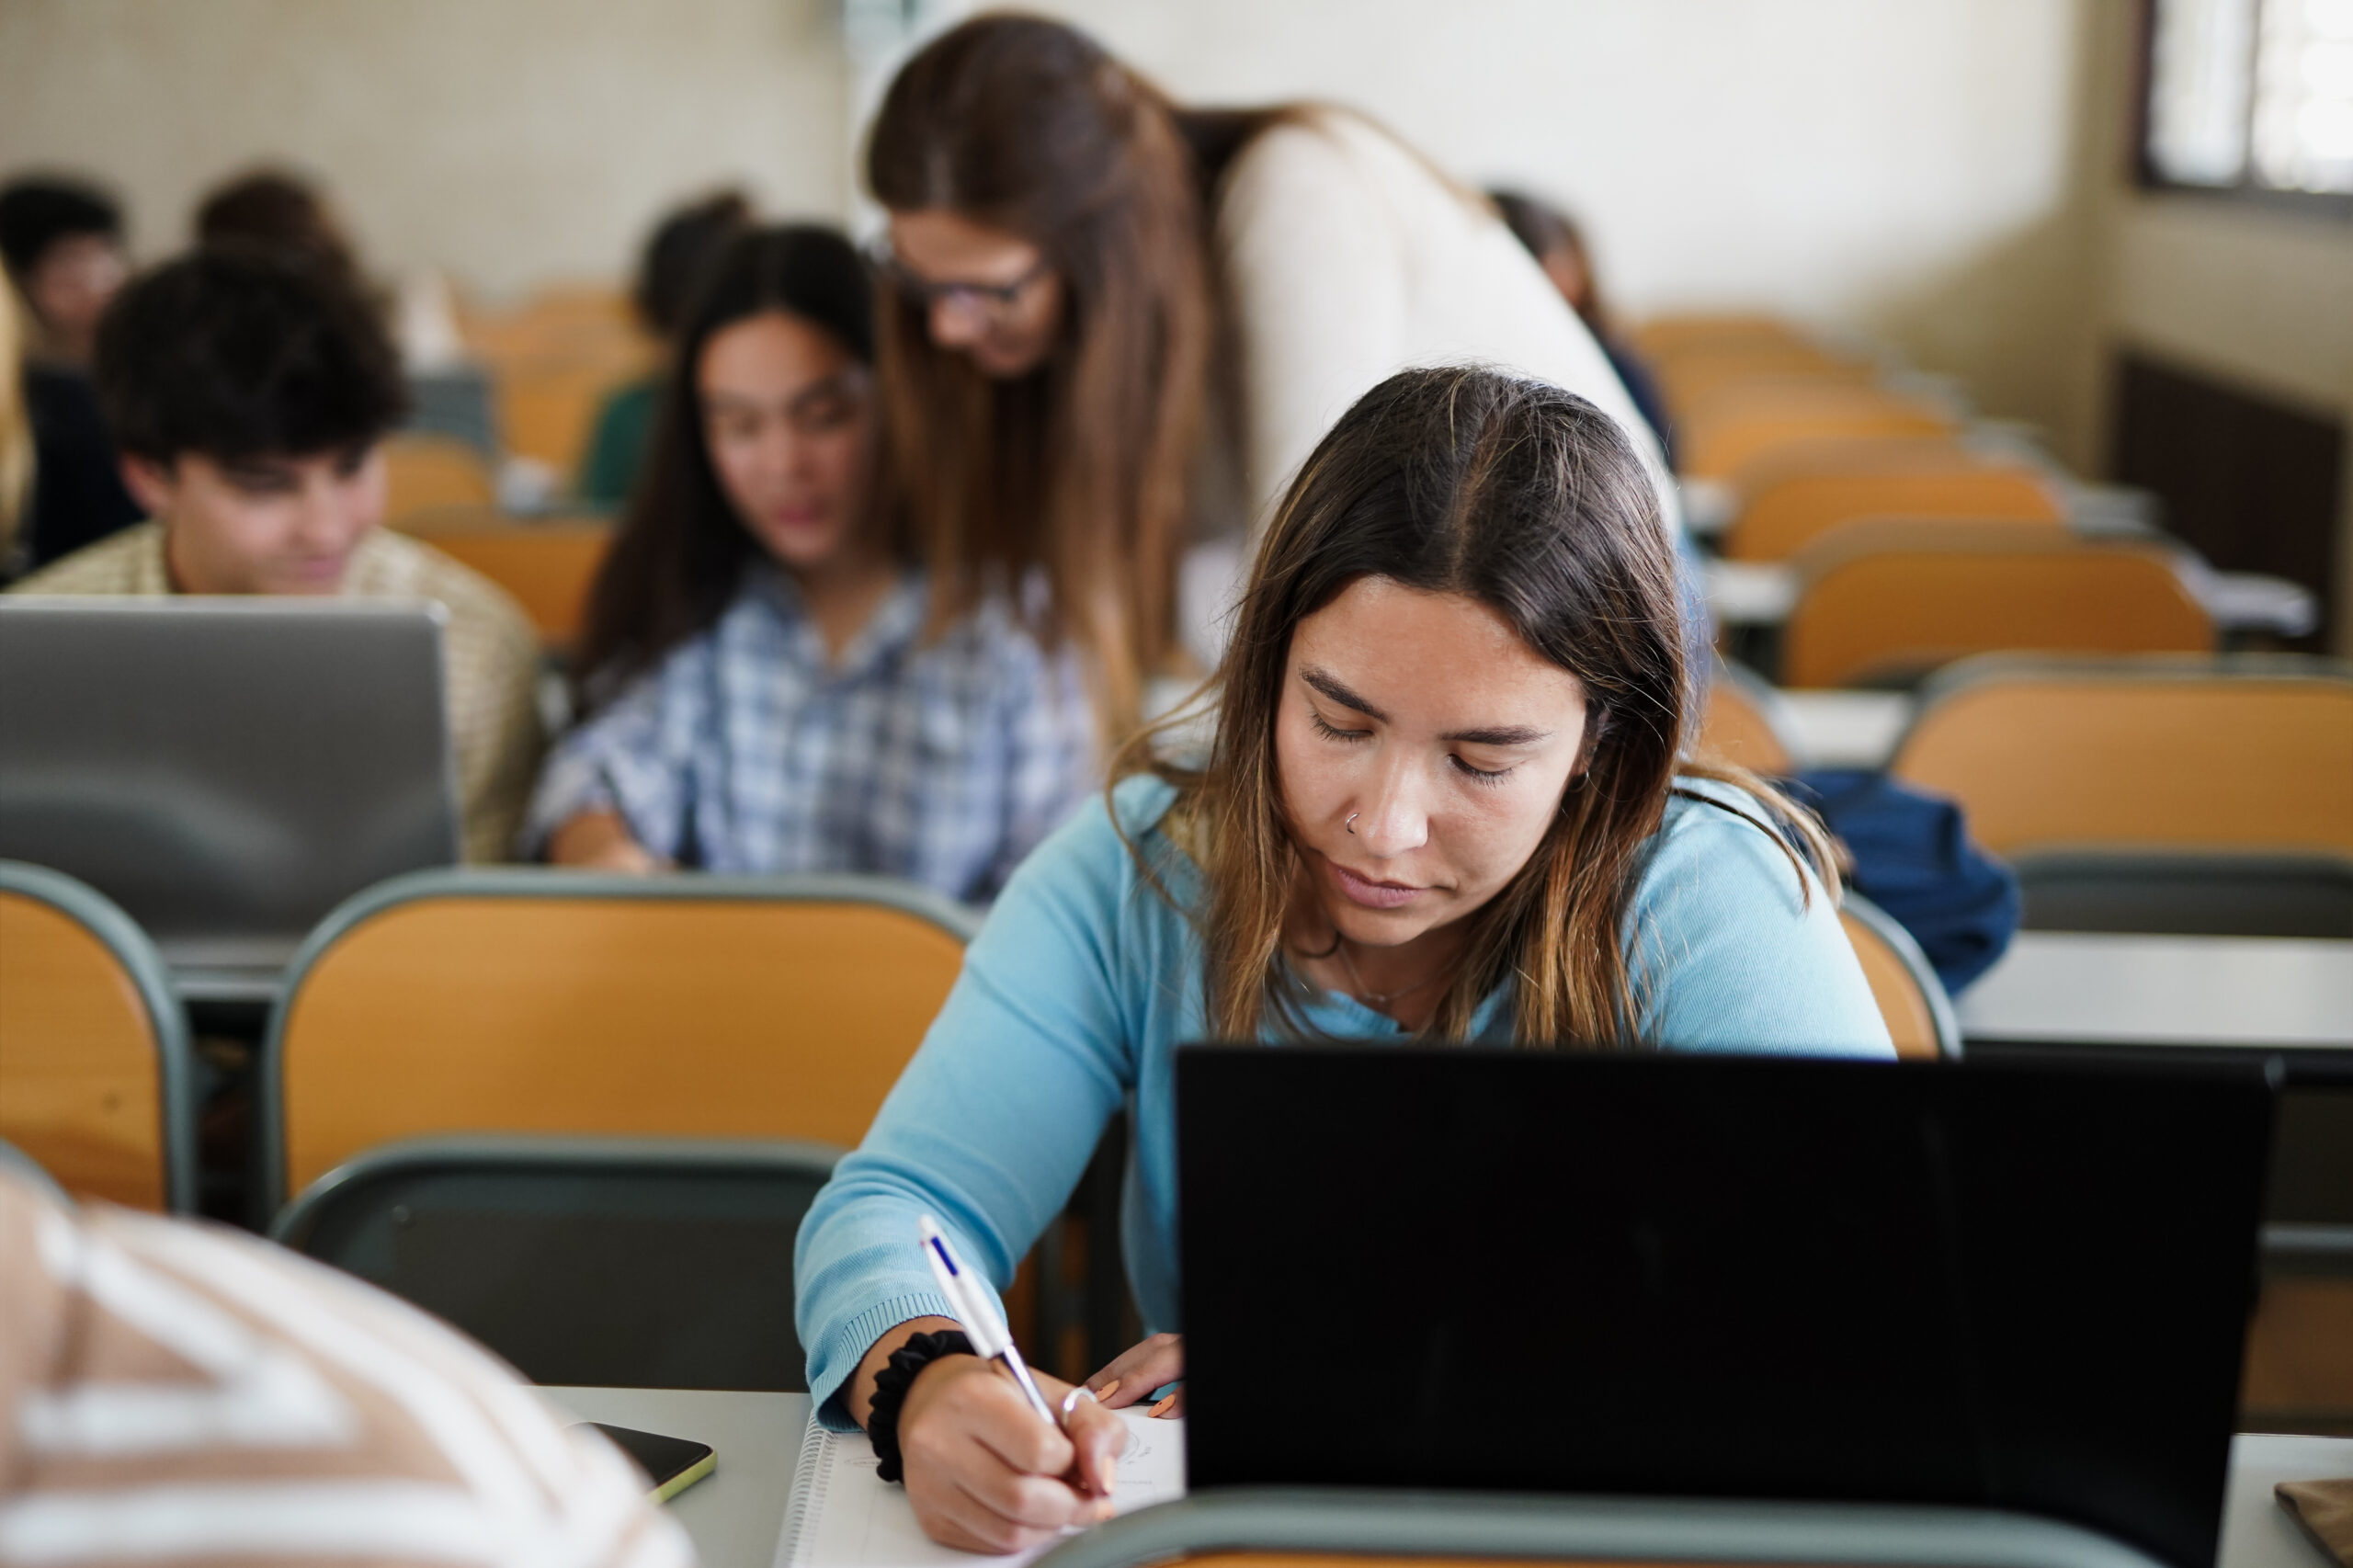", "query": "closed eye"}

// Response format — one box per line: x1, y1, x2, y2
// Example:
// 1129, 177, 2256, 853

1449, 754, 1513, 786
1308, 709, 1369, 744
